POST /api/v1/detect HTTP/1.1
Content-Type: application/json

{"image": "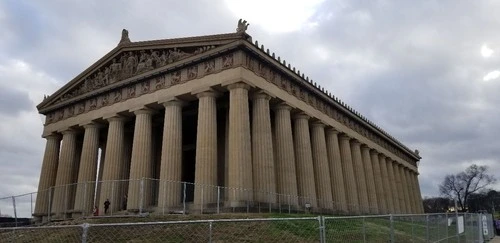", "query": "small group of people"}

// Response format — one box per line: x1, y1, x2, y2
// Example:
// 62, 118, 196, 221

92, 199, 111, 216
